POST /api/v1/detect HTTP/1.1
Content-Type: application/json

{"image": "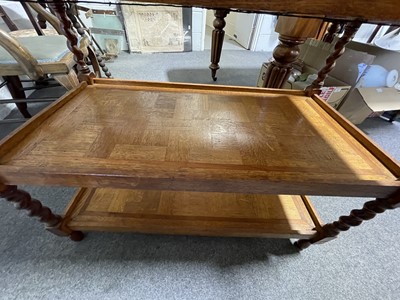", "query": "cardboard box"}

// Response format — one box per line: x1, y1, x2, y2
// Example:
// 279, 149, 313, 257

283, 75, 351, 109
256, 62, 271, 87
297, 39, 375, 86
338, 87, 400, 124
337, 41, 400, 124
258, 39, 400, 124
258, 39, 374, 110
319, 86, 352, 109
